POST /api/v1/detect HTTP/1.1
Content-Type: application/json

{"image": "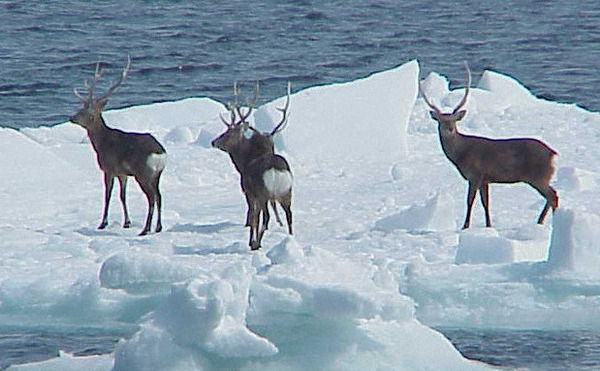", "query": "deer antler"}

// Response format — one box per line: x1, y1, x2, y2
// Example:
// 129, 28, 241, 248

270, 81, 291, 136
73, 56, 131, 105
73, 60, 103, 104
420, 62, 471, 116
219, 104, 236, 127
452, 61, 471, 115
85, 61, 104, 102
73, 87, 88, 103
419, 80, 442, 116
97, 55, 131, 103
234, 81, 259, 125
